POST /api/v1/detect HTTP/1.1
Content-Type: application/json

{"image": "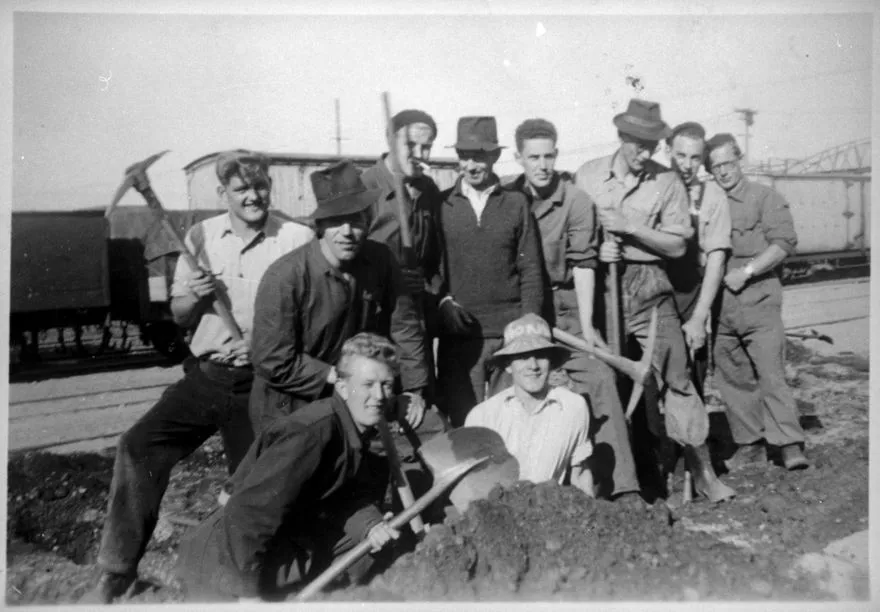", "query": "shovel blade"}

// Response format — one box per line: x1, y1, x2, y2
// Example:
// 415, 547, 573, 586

419, 426, 520, 513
